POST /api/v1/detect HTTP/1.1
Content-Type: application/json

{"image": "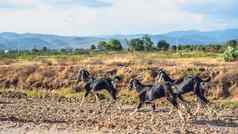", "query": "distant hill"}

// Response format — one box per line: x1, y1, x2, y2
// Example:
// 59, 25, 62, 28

151, 29, 238, 45
0, 29, 238, 50
0, 32, 105, 50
